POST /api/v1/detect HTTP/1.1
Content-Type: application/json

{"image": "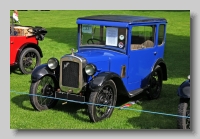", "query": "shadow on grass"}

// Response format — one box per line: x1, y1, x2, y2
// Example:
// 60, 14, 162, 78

53, 101, 91, 122
44, 83, 180, 125
10, 83, 182, 126
10, 89, 140, 123
10, 65, 23, 75
11, 92, 91, 122
47, 95, 141, 123
127, 84, 180, 129
11, 94, 35, 111
45, 27, 78, 50
11, 93, 91, 122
